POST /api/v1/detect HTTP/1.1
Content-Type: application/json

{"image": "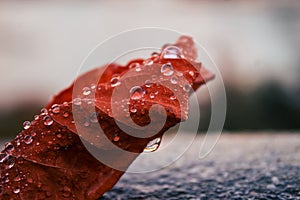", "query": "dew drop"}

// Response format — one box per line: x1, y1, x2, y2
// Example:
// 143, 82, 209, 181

189, 71, 195, 77
51, 104, 60, 114
151, 74, 157, 81
23, 121, 31, 130
170, 76, 178, 84
41, 108, 48, 115
24, 135, 33, 145
82, 87, 91, 96
162, 46, 182, 59
73, 98, 82, 106
43, 116, 53, 126
90, 84, 96, 90
34, 115, 39, 120
62, 186, 71, 198
31, 132, 37, 137
14, 175, 21, 182
5, 143, 14, 152
176, 71, 183, 77
170, 95, 177, 100
84, 121, 90, 127
113, 134, 120, 142
89, 112, 98, 123
143, 58, 153, 66
130, 86, 145, 100
56, 133, 62, 139
135, 67, 142, 72
129, 62, 139, 69
7, 155, 15, 169
111, 76, 121, 87
144, 137, 161, 152
130, 106, 137, 113
151, 52, 159, 57
144, 80, 152, 88
13, 187, 20, 194
183, 84, 192, 92
161, 63, 174, 76
63, 111, 69, 118
149, 93, 155, 99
